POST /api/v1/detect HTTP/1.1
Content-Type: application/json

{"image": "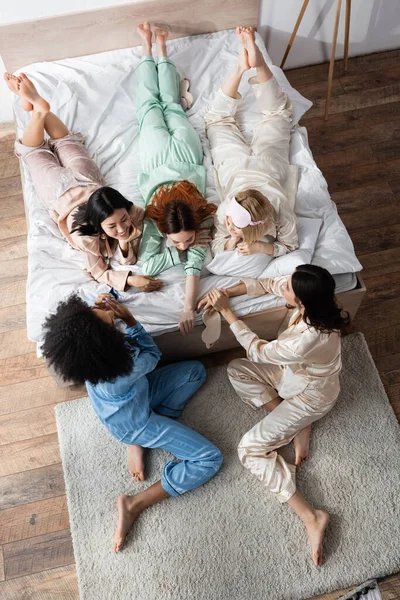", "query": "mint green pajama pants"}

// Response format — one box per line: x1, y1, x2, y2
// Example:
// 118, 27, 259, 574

136, 56, 206, 204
